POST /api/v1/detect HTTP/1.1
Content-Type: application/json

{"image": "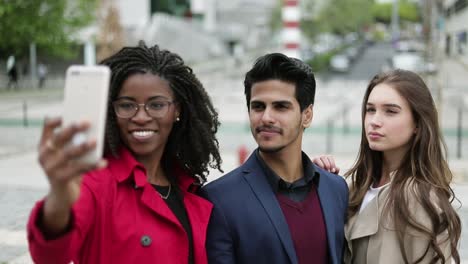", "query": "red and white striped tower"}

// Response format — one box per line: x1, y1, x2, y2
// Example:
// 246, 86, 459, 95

282, 0, 301, 58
